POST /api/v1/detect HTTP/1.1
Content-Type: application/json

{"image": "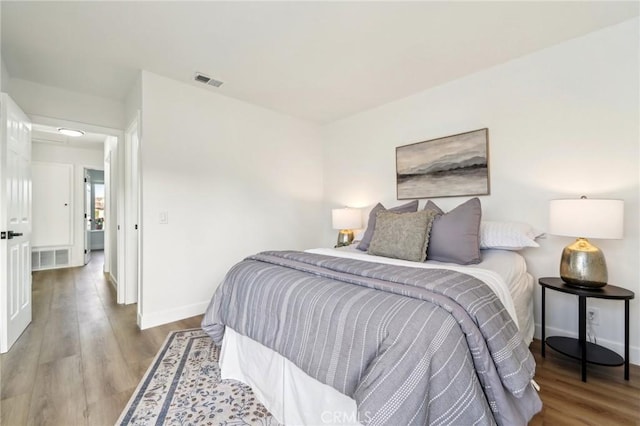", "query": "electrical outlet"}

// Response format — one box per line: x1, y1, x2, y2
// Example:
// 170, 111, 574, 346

587, 307, 600, 326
